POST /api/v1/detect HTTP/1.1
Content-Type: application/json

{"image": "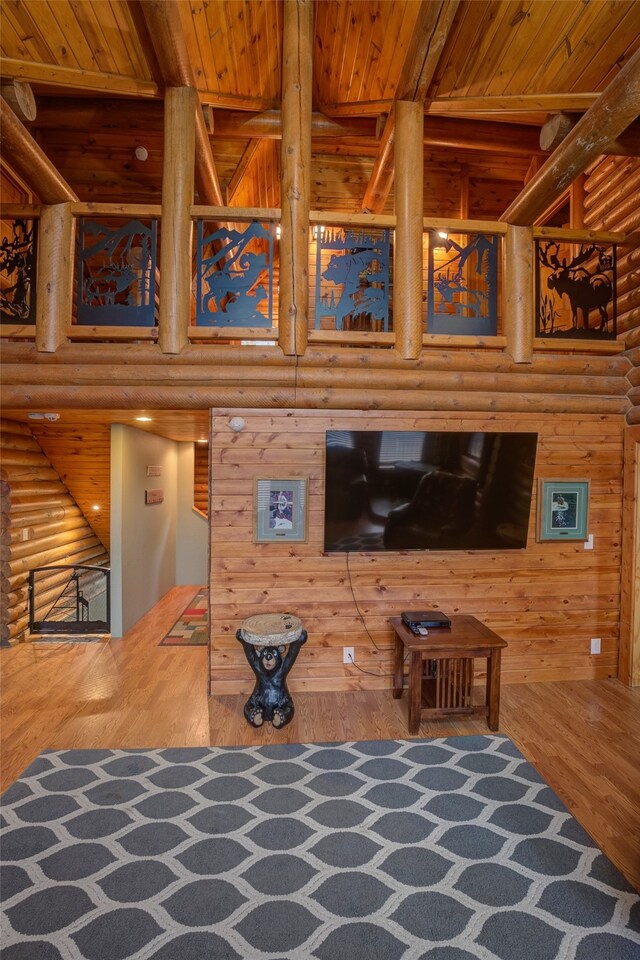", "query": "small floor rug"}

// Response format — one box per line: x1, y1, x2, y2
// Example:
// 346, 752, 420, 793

1, 736, 639, 960
158, 589, 208, 646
